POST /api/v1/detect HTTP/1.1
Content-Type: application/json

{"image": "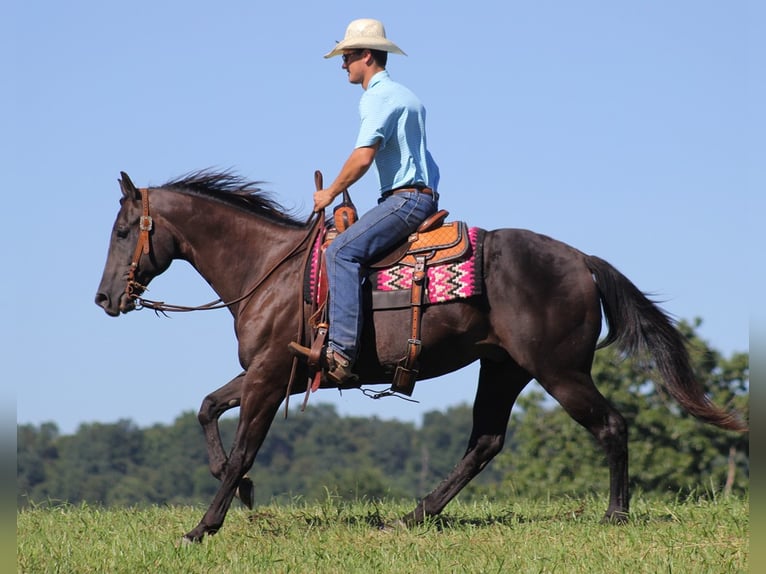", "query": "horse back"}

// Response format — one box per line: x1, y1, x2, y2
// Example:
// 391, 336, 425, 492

362, 228, 602, 380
